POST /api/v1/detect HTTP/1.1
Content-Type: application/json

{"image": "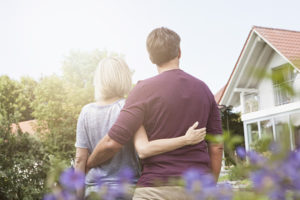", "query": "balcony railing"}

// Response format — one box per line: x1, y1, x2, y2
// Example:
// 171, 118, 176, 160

244, 94, 259, 113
